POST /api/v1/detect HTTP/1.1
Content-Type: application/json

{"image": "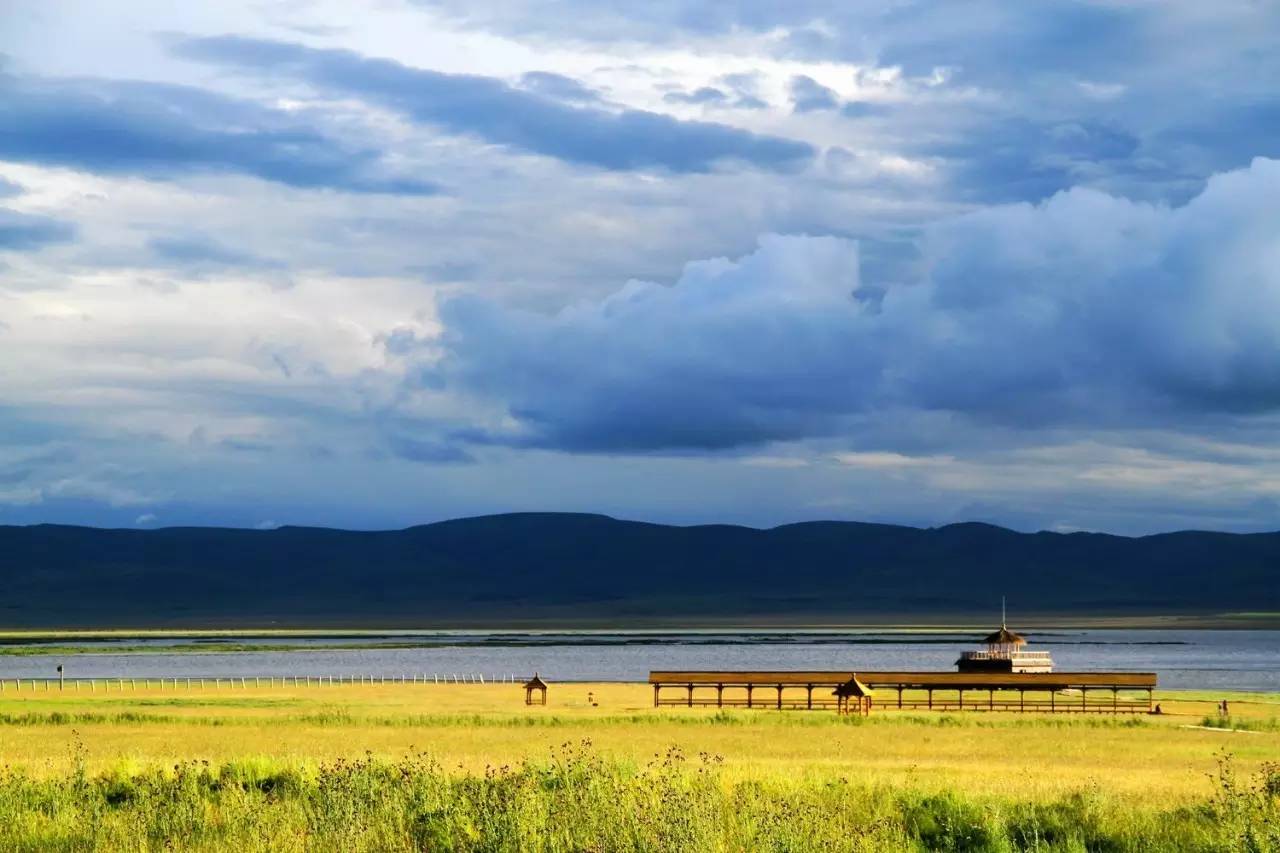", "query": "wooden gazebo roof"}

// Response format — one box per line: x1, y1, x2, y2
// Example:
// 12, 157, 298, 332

523, 674, 548, 690
982, 627, 1026, 645
832, 675, 873, 698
